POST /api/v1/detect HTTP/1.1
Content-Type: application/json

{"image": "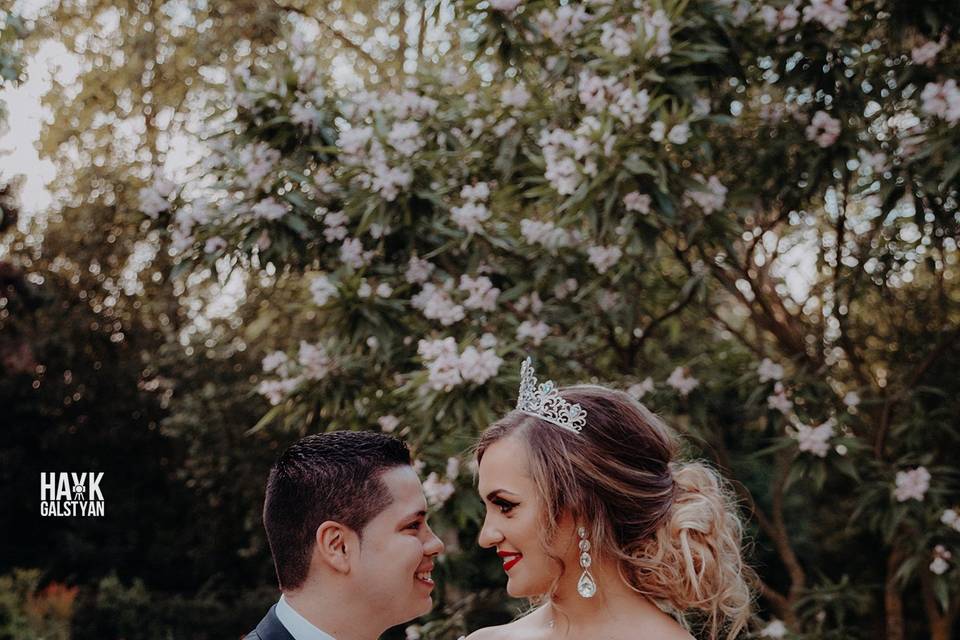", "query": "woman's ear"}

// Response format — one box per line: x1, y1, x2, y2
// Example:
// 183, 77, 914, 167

314, 520, 355, 574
